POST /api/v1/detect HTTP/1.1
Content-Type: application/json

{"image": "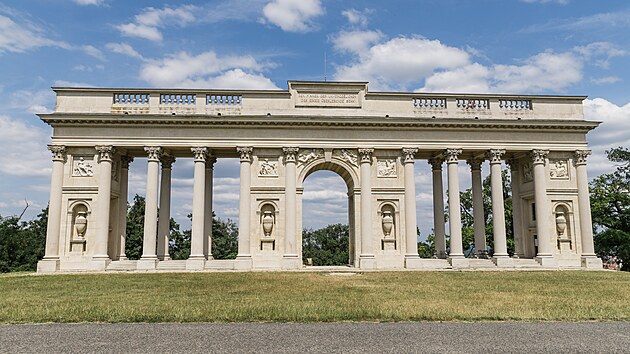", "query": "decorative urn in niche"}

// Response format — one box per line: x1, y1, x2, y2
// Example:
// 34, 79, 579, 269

262, 211, 274, 237
75, 211, 88, 238
555, 211, 567, 237
382, 210, 394, 237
